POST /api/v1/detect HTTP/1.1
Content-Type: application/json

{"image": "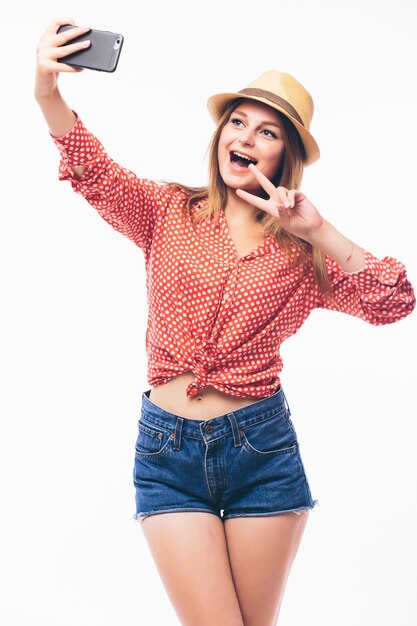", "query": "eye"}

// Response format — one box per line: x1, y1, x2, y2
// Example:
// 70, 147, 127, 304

262, 128, 278, 139
230, 117, 280, 139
